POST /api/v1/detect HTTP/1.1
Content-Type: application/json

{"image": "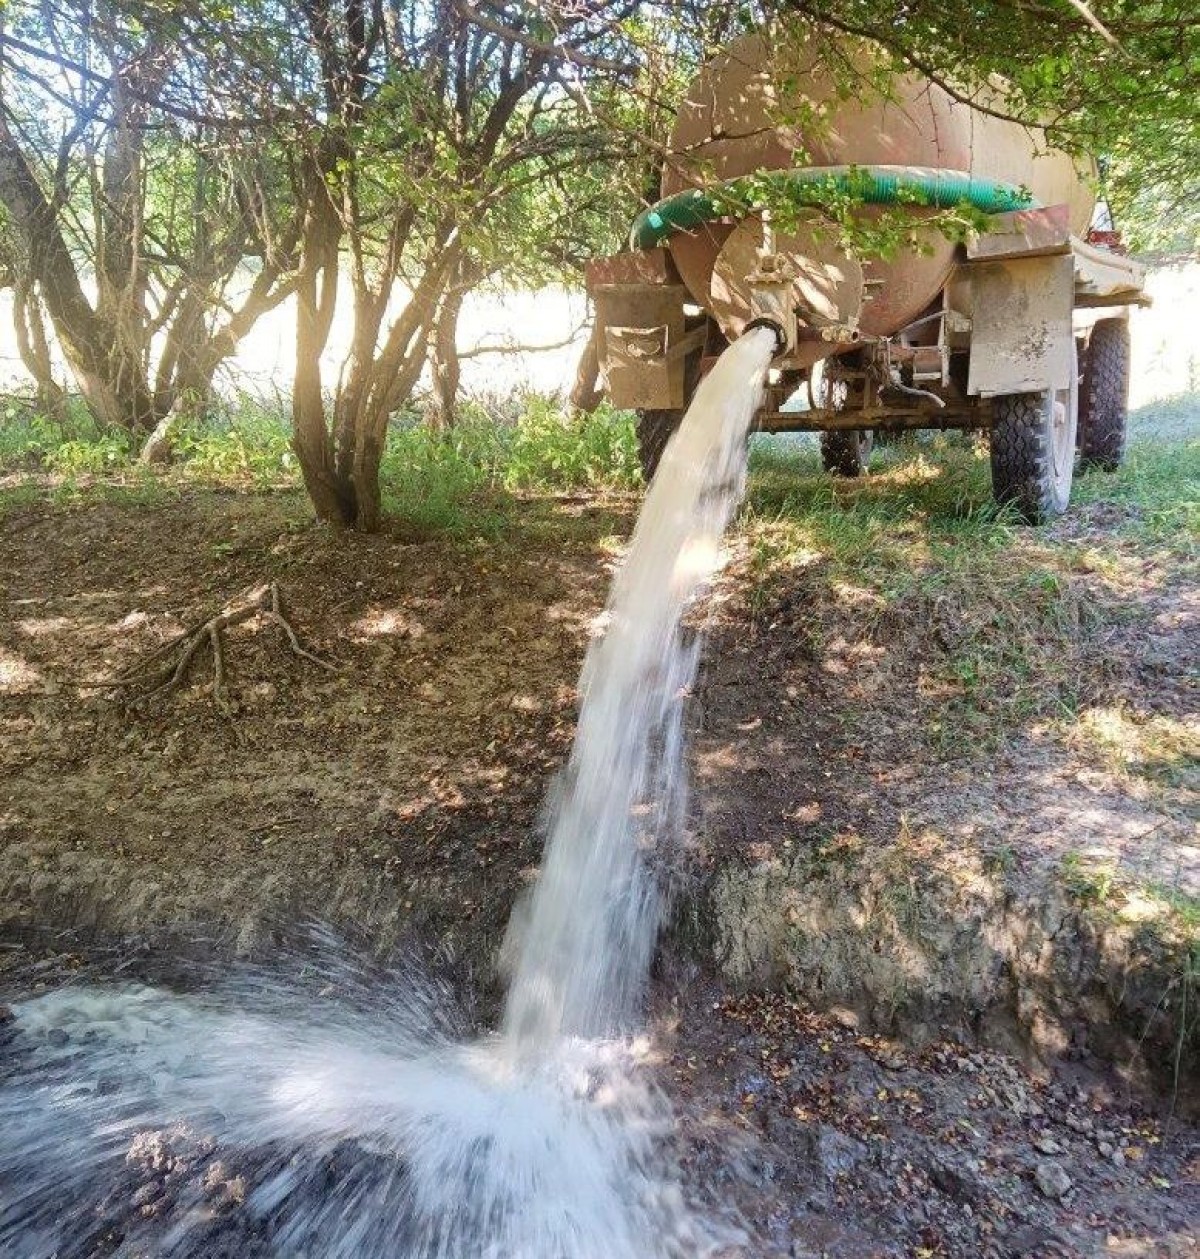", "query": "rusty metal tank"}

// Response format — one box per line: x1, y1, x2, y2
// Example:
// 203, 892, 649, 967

663, 31, 1095, 347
